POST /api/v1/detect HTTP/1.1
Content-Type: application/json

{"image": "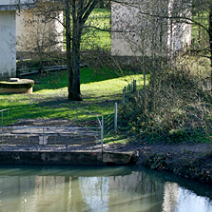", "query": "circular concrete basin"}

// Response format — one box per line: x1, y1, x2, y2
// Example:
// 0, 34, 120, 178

0, 78, 34, 94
